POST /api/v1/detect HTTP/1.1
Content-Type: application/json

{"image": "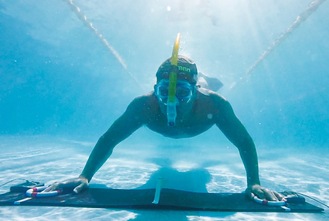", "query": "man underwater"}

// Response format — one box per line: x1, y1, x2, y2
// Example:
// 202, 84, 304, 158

47, 55, 284, 202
